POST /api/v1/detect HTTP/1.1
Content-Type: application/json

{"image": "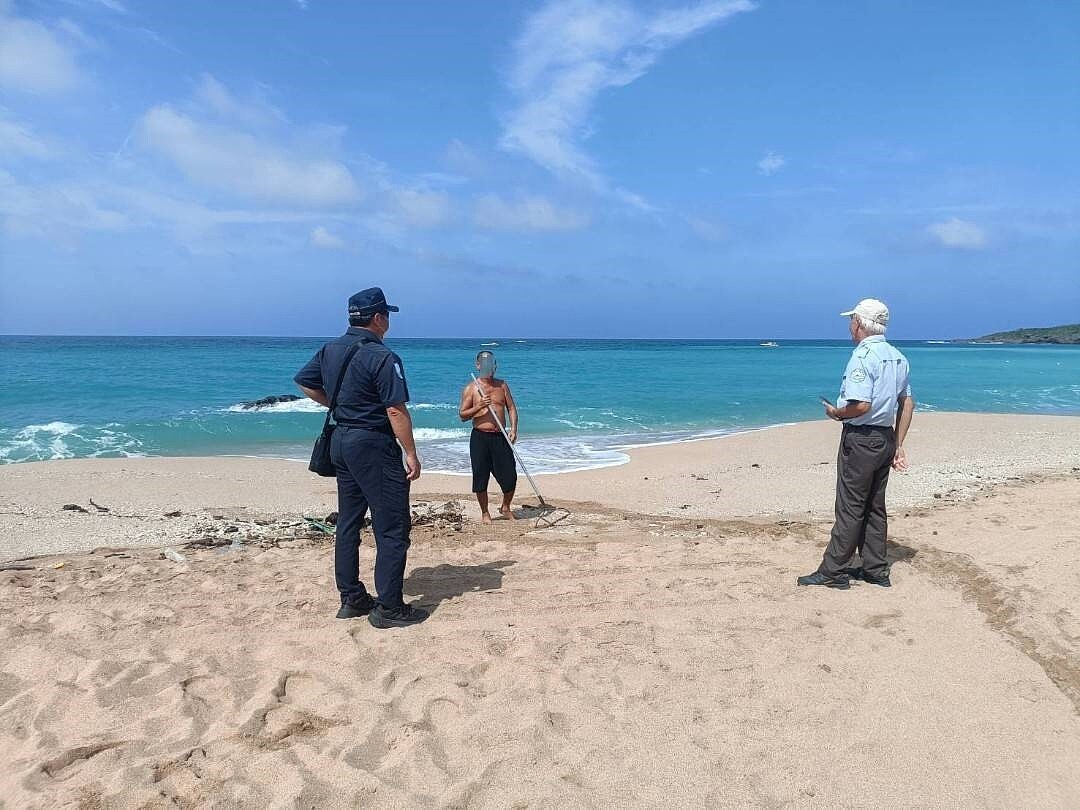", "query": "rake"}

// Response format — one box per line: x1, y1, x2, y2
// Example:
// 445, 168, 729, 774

472, 373, 570, 528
